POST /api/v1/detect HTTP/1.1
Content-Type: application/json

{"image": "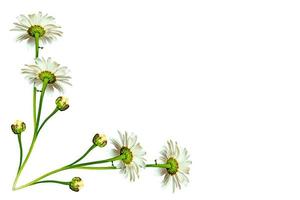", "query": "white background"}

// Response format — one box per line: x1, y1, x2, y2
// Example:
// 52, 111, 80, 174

0, 0, 299, 199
